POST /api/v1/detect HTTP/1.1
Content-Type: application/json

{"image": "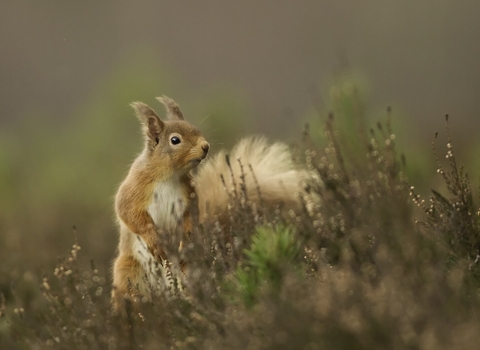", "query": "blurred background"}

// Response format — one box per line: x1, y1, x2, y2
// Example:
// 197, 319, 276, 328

1, 1, 480, 278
